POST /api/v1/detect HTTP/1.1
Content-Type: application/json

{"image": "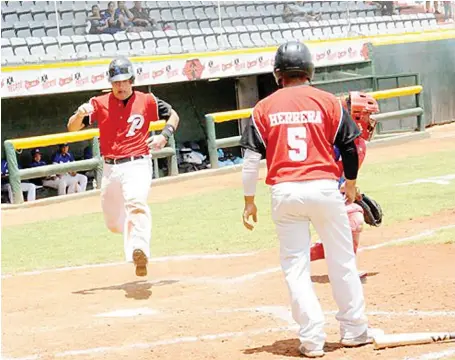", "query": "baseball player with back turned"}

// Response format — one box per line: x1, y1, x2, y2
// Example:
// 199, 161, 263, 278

240, 41, 383, 357
67, 56, 180, 277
